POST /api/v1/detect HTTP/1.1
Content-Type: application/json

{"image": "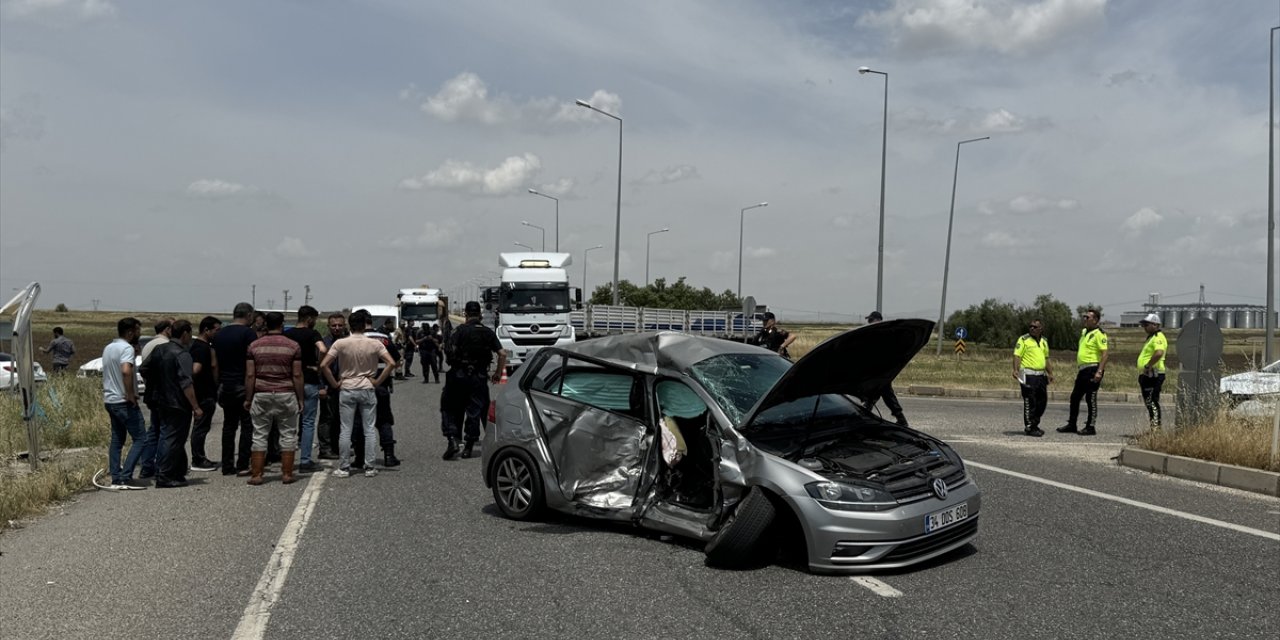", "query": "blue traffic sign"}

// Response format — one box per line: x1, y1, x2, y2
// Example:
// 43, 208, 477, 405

955, 326, 968, 340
